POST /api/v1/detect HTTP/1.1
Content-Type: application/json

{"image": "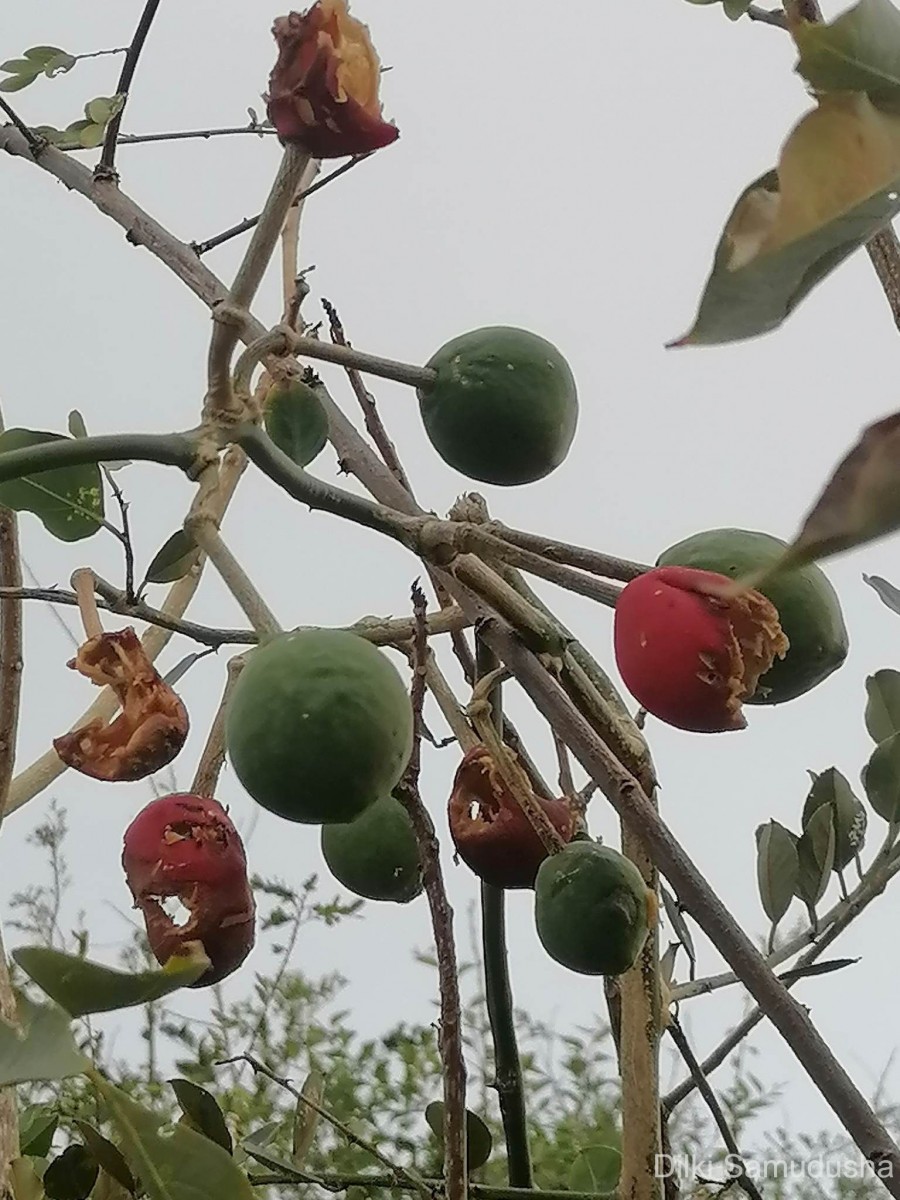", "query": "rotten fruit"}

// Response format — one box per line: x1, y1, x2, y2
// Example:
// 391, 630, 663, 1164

417, 327, 579, 486
534, 840, 652, 976
448, 745, 575, 889
122, 793, 255, 987
613, 565, 787, 733
656, 527, 848, 704
225, 628, 413, 824
321, 792, 423, 902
